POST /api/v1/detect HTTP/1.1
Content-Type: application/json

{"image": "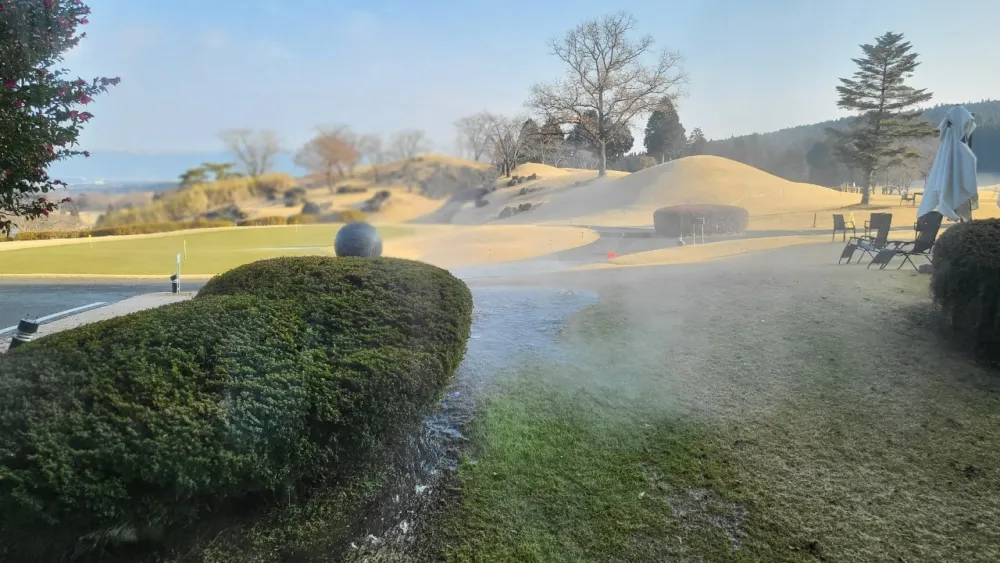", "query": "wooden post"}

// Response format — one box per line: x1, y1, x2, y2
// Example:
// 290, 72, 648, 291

812, 213, 817, 228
